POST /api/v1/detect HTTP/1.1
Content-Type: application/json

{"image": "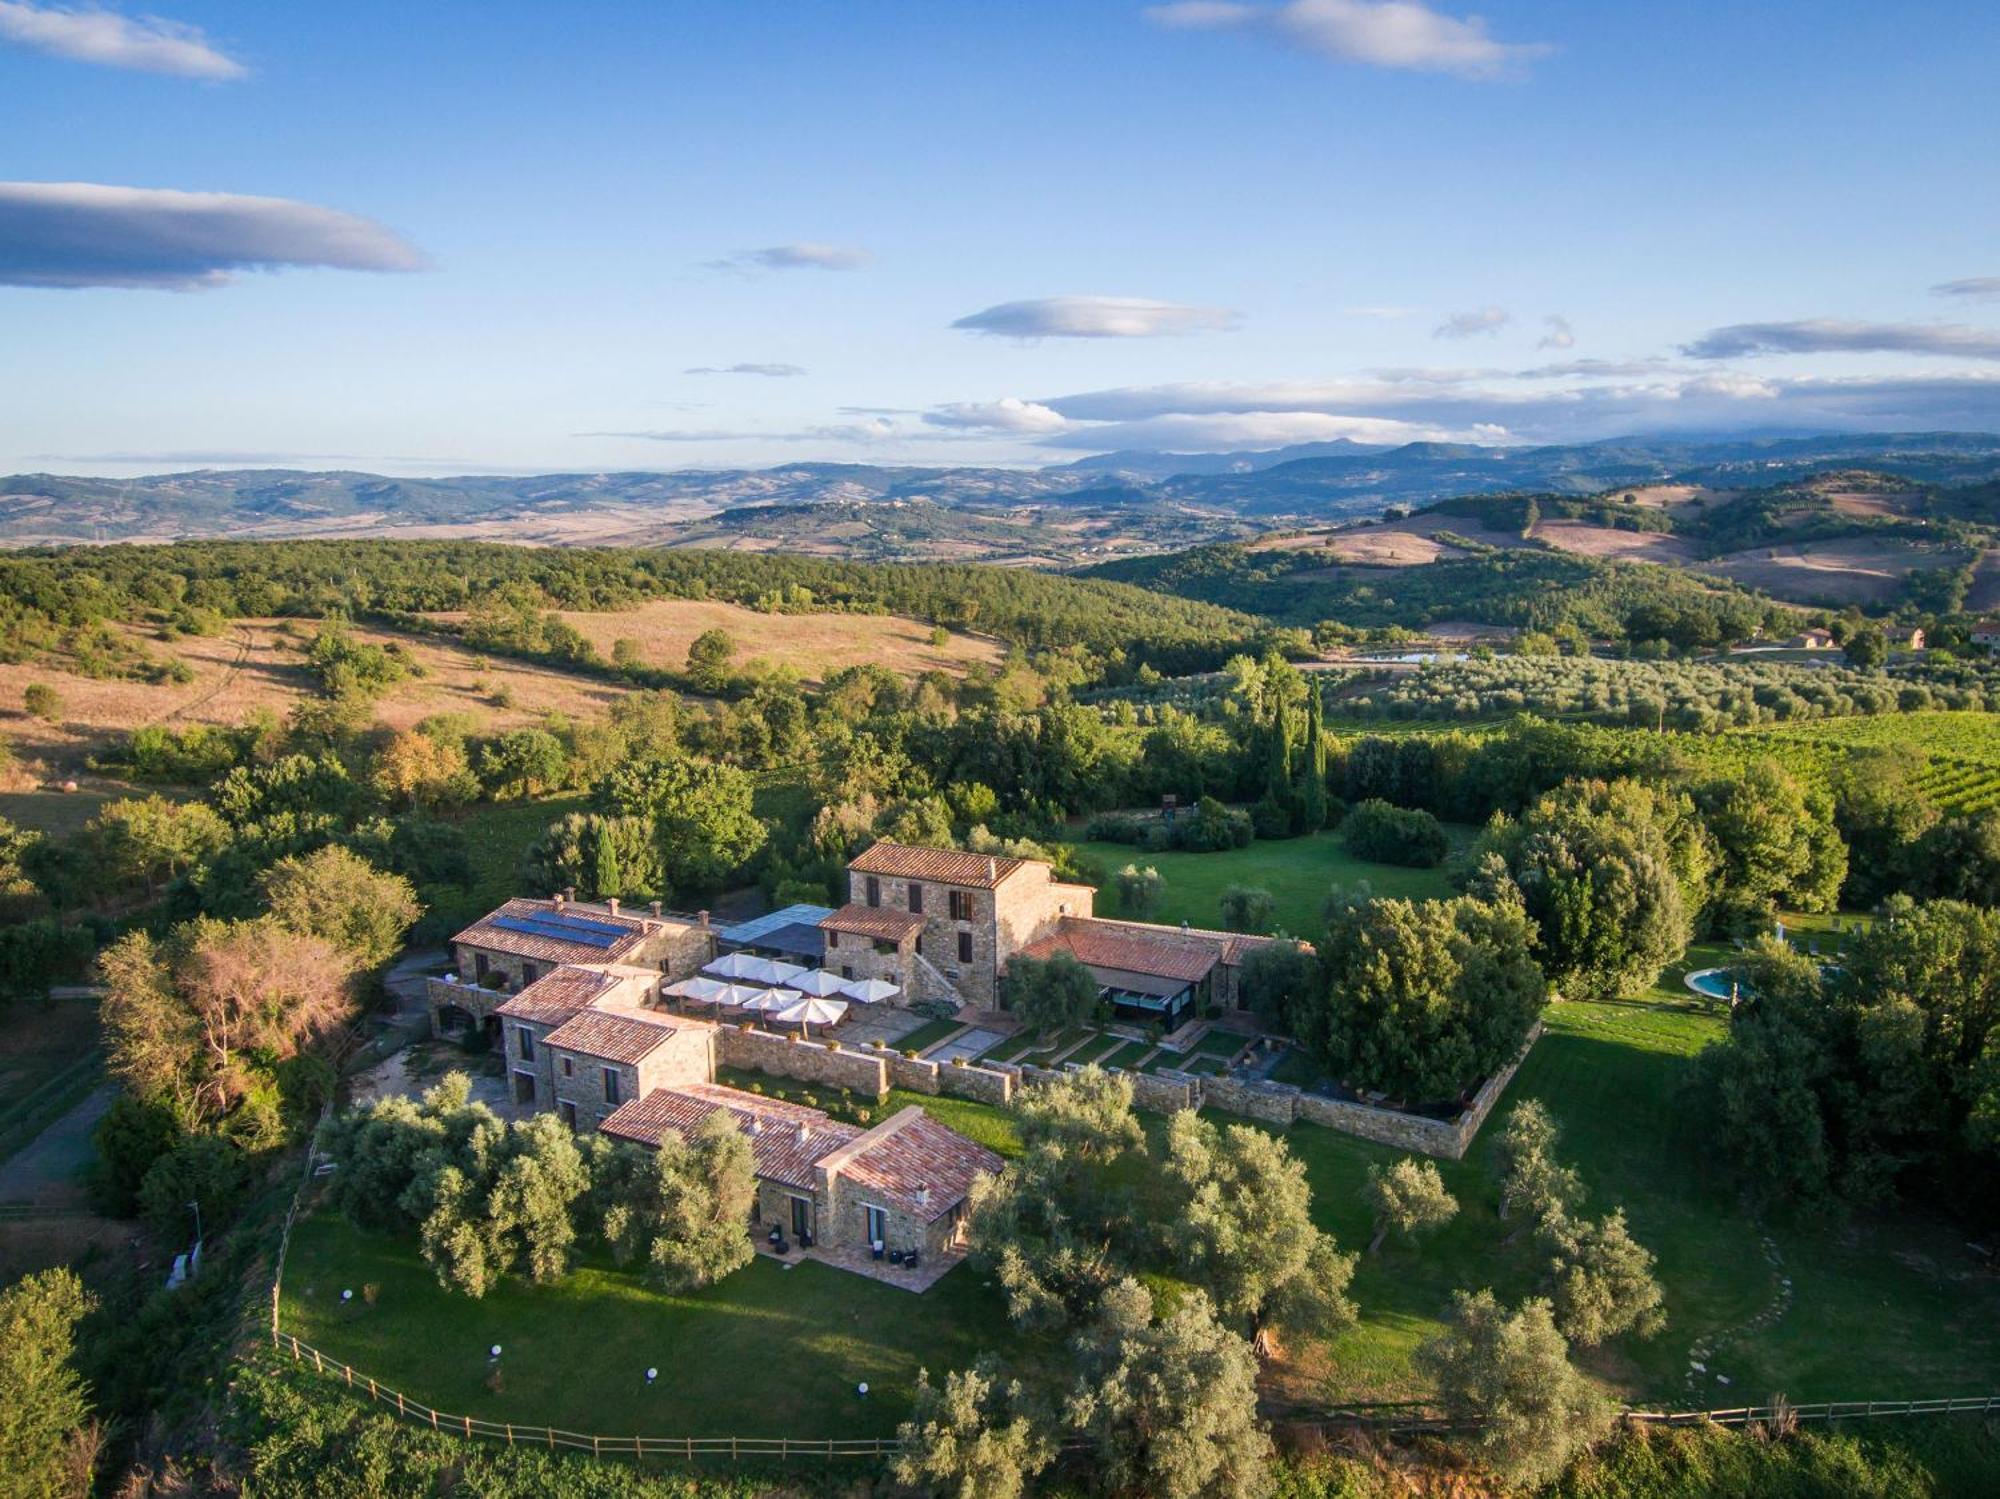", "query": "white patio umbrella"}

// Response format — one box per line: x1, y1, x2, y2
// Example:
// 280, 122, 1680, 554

707, 982, 776, 1010
841, 978, 900, 1005
772, 994, 848, 1036
665, 975, 732, 1004
788, 968, 850, 997
739, 986, 801, 1014
704, 952, 807, 986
